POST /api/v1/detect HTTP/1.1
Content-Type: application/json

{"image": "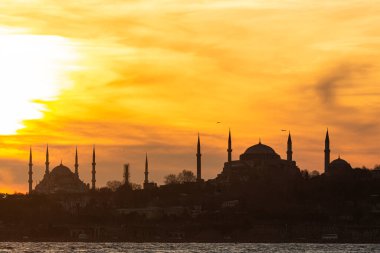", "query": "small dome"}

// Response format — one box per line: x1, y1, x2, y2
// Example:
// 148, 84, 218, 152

244, 143, 276, 155
328, 157, 352, 172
